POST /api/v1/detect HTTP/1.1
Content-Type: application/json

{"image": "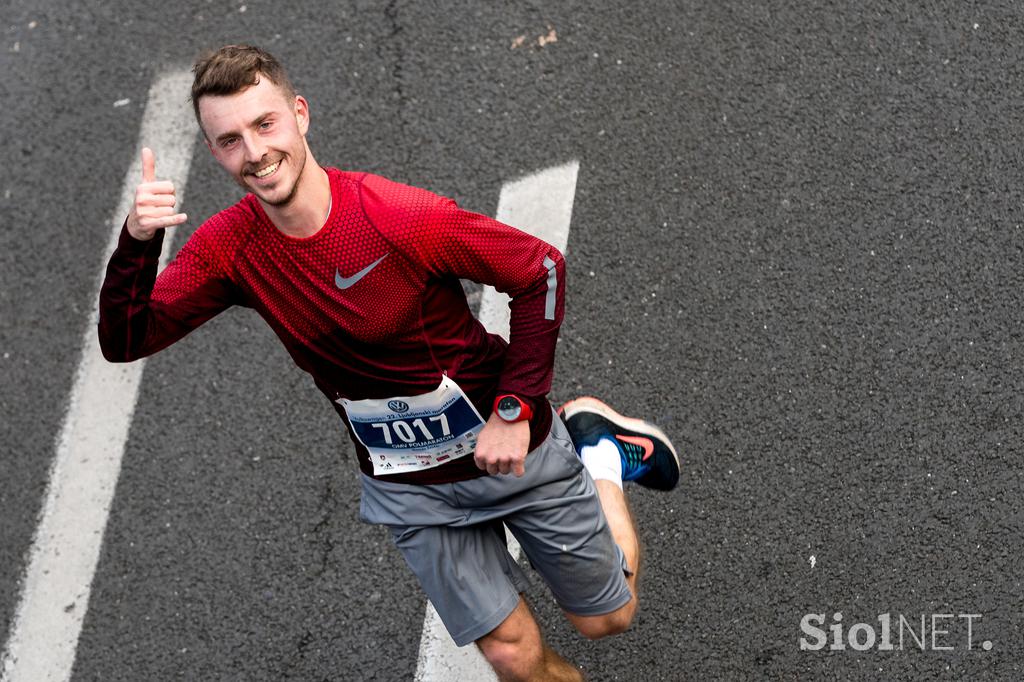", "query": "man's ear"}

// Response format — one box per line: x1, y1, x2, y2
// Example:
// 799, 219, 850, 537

295, 95, 310, 136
